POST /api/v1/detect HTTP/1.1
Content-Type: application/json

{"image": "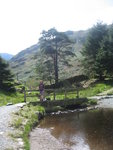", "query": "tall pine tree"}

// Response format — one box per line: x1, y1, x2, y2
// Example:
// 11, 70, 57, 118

0, 57, 15, 92
82, 22, 108, 79
39, 28, 75, 85
95, 23, 113, 78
